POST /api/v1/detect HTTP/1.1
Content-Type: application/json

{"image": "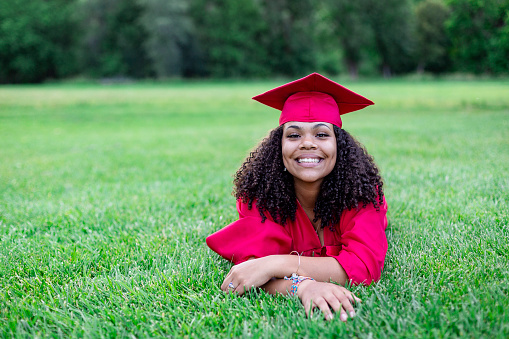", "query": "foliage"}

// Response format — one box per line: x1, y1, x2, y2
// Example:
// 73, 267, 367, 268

75, 0, 152, 78
325, 0, 374, 78
259, 0, 318, 76
189, 0, 270, 77
0, 80, 508, 336
446, 0, 509, 74
139, 0, 203, 78
0, 0, 77, 83
1, 0, 509, 82
366, 0, 417, 77
415, 0, 451, 73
